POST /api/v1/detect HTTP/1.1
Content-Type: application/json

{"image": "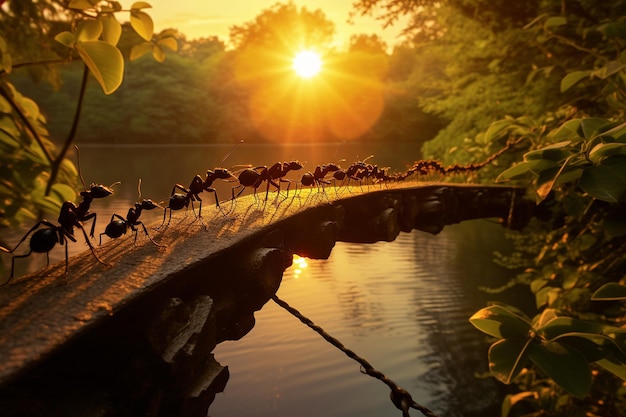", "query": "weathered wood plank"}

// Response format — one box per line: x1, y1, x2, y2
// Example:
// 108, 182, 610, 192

0, 182, 533, 392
